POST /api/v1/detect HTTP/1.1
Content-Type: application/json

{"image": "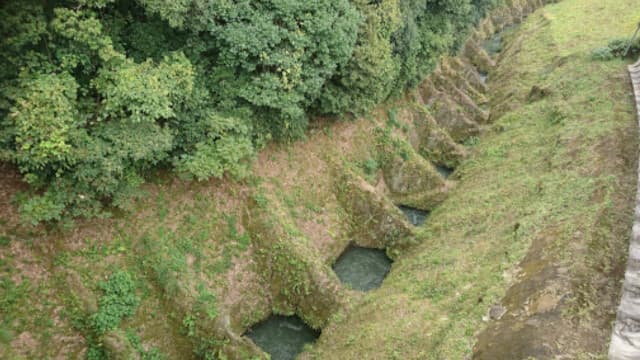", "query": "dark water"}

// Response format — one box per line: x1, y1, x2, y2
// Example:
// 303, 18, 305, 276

399, 205, 430, 226
436, 165, 454, 179
246, 315, 319, 360
333, 246, 392, 291
482, 25, 518, 57
479, 72, 488, 84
